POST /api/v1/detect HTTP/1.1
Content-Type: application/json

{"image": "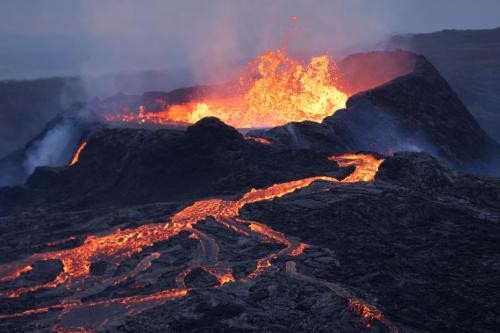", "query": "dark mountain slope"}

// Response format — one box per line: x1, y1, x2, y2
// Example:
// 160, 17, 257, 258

390, 27, 500, 142
250, 54, 500, 175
